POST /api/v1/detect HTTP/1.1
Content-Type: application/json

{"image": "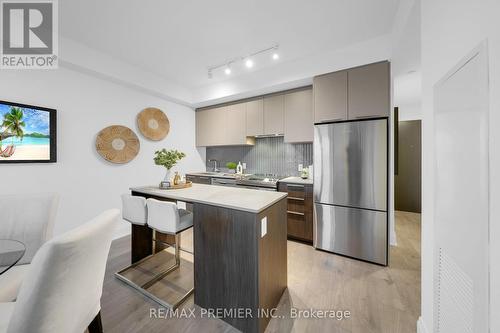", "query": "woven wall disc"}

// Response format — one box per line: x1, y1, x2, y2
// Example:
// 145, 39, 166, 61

95, 125, 140, 164
137, 107, 170, 141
